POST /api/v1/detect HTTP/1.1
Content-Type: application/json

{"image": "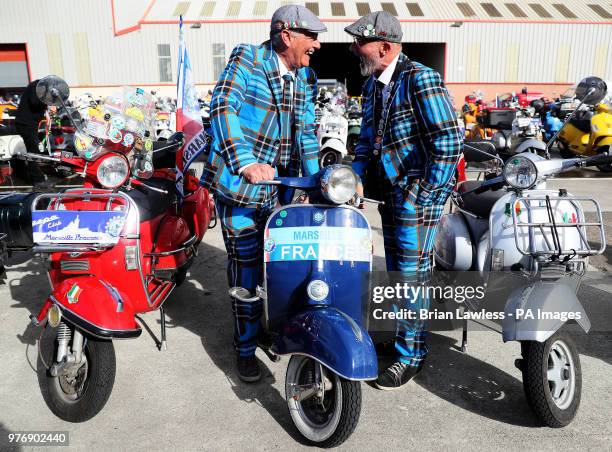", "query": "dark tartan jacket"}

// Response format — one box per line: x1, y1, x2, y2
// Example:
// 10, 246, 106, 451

200, 42, 320, 206
352, 53, 463, 207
